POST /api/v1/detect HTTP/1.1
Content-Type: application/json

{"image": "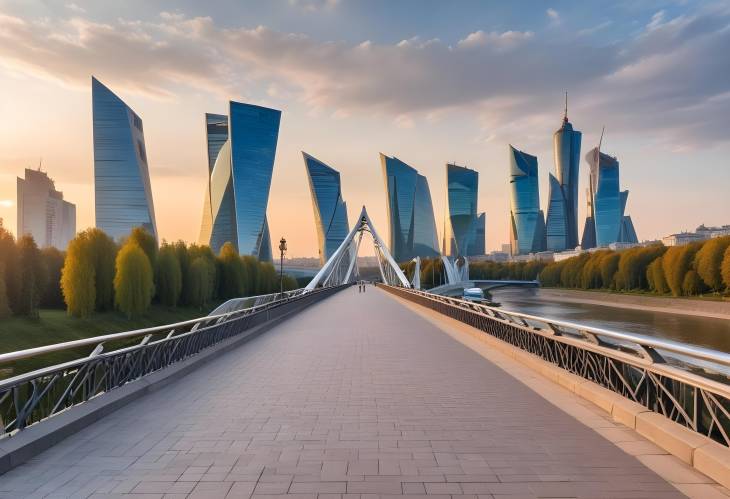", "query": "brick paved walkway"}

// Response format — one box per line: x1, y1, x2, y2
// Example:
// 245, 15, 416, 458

0, 286, 684, 498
